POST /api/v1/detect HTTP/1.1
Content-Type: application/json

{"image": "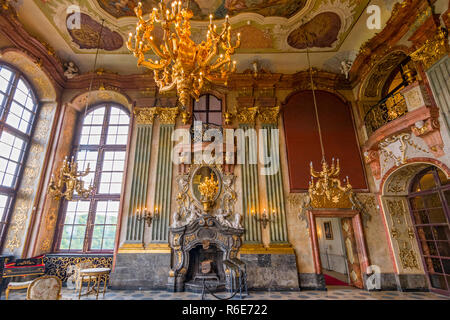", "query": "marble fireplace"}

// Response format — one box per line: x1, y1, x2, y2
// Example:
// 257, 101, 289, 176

168, 214, 244, 292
